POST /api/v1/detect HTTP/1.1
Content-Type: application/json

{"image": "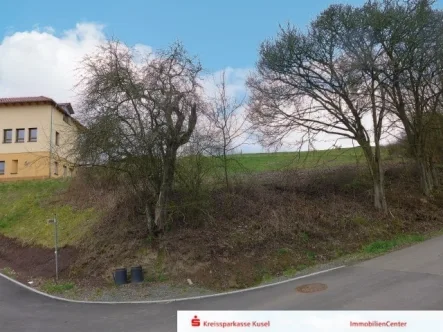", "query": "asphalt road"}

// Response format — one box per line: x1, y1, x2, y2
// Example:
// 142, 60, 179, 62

1, 236, 443, 332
